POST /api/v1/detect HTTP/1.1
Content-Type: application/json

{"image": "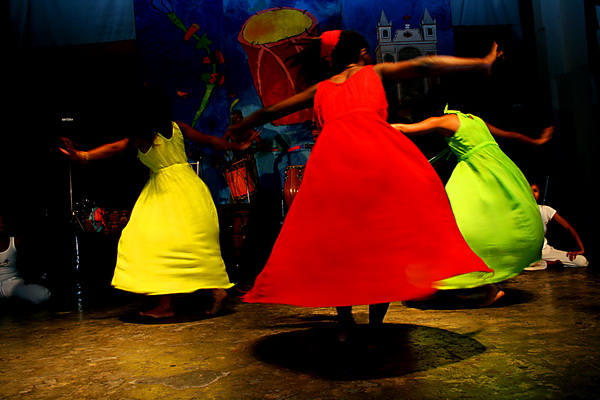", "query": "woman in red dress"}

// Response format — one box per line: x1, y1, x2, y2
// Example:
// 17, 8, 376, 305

227, 30, 501, 325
